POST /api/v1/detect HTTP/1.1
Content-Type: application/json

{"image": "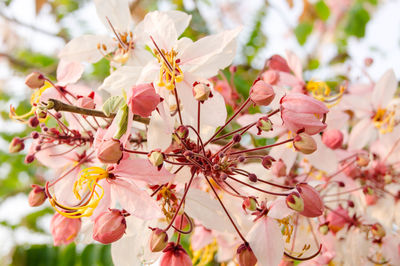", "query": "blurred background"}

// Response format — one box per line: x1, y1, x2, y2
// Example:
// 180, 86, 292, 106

0, 0, 399, 265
